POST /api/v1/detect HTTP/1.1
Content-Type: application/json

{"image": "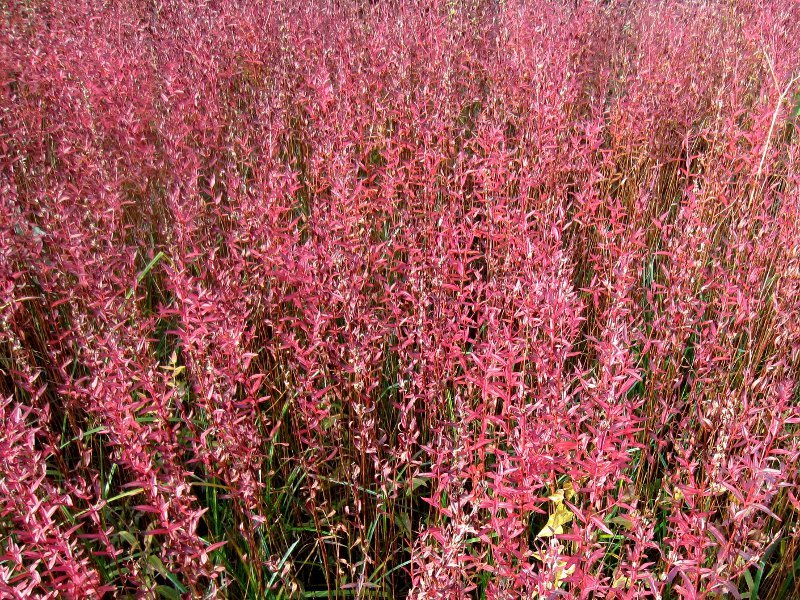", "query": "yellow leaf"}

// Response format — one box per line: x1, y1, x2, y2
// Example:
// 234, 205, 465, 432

537, 502, 573, 537
548, 481, 575, 503
608, 515, 634, 530
554, 559, 576, 588
531, 550, 574, 589
563, 481, 576, 500
613, 574, 631, 589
